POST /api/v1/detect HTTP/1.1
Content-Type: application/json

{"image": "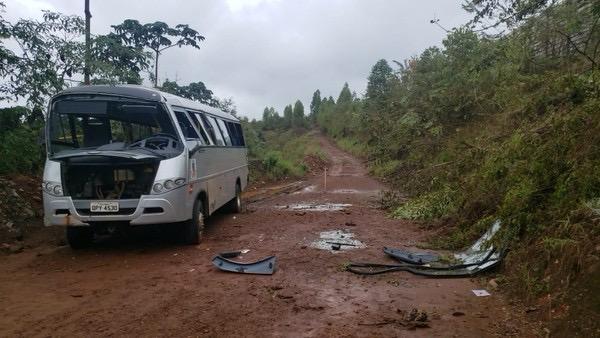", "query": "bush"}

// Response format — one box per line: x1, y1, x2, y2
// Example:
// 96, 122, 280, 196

0, 125, 43, 175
